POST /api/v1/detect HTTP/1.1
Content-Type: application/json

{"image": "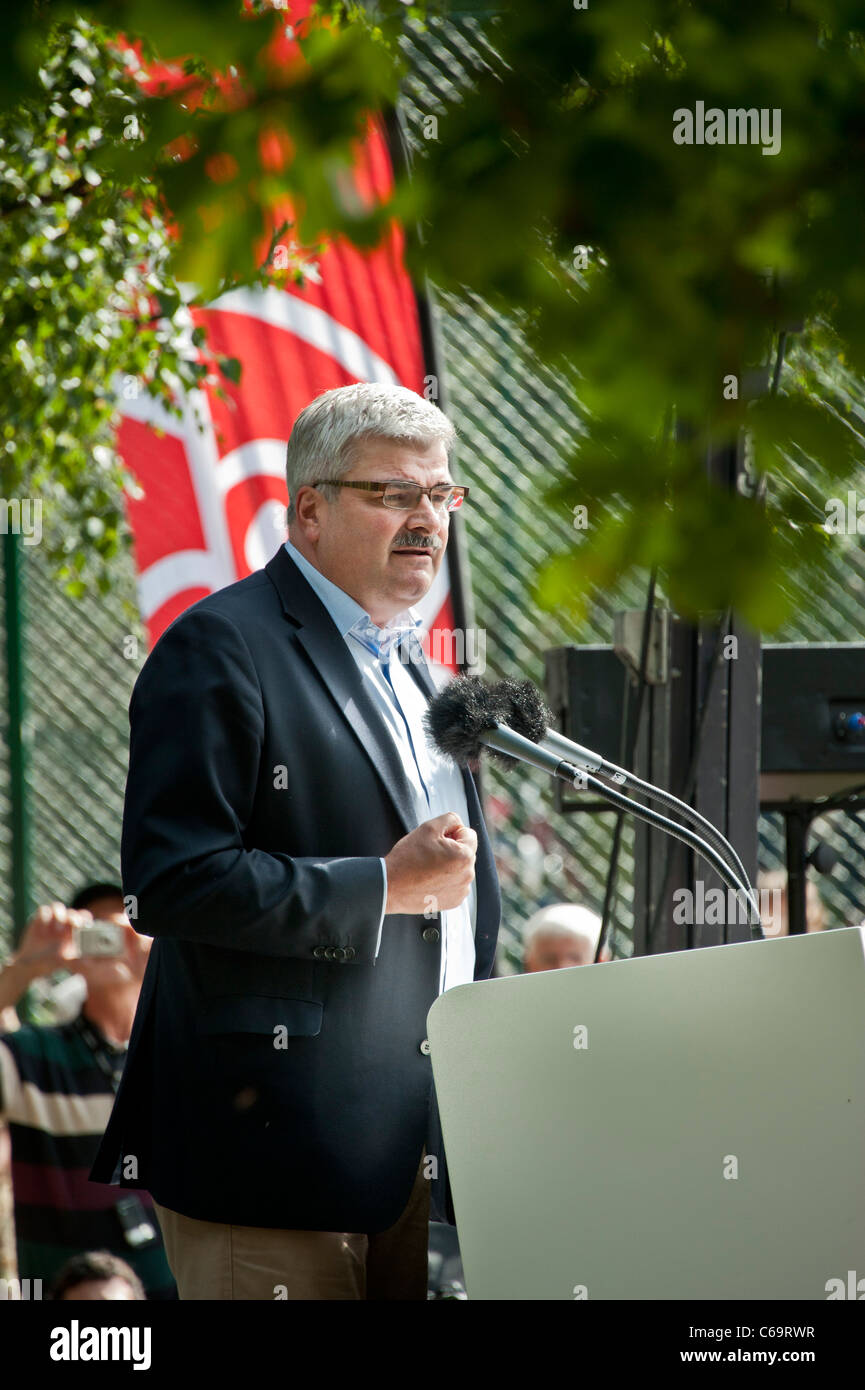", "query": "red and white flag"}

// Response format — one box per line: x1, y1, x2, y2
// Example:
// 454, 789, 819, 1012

117, 6, 465, 677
